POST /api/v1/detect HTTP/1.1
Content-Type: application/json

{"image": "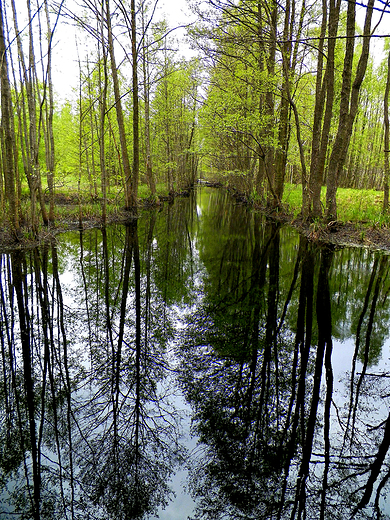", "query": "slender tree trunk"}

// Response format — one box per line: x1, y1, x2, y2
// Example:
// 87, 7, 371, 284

11, 0, 45, 231
272, 0, 292, 209
304, 0, 327, 218
309, 0, 341, 219
98, 8, 108, 222
43, 0, 56, 223
85, 57, 98, 198
105, 0, 133, 208
12, 251, 41, 519
0, 0, 19, 234
326, 0, 374, 220
77, 54, 84, 228
27, 0, 48, 227
141, 7, 156, 197
265, 1, 277, 200
130, 0, 139, 208
383, 49, 390, 212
